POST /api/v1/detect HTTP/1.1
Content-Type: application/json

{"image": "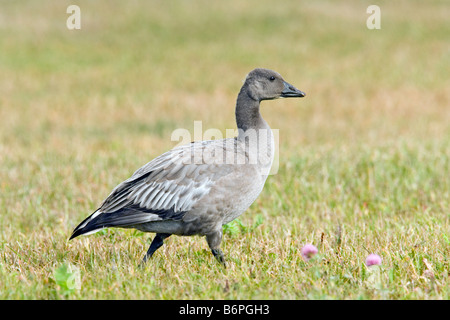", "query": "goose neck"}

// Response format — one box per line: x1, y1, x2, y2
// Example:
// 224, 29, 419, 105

235, 84, 265, 134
